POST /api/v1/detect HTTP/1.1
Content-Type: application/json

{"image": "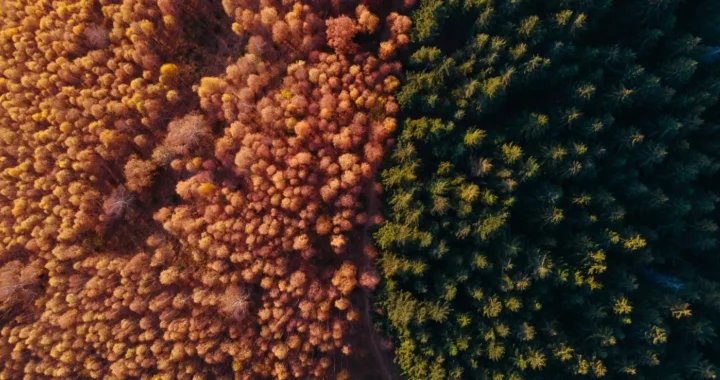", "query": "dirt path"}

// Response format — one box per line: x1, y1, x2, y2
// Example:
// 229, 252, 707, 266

346, 181, 398, 380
